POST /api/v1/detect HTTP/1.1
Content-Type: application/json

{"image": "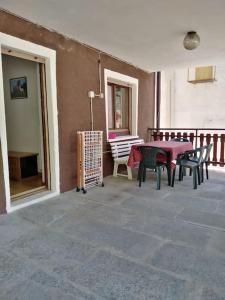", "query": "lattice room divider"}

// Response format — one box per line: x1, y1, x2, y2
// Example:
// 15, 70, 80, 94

77, 131, 104, 193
